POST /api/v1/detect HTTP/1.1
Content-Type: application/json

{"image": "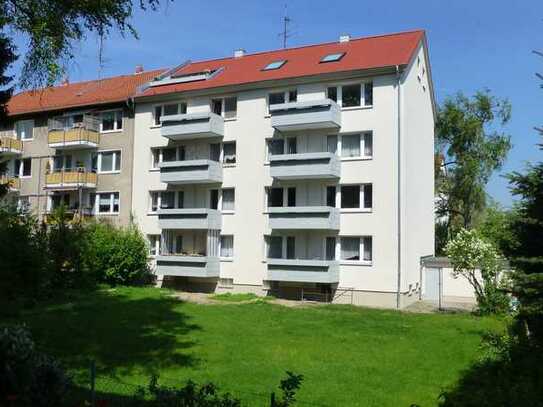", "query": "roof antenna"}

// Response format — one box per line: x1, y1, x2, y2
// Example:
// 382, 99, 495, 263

280, 4, 291, 49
